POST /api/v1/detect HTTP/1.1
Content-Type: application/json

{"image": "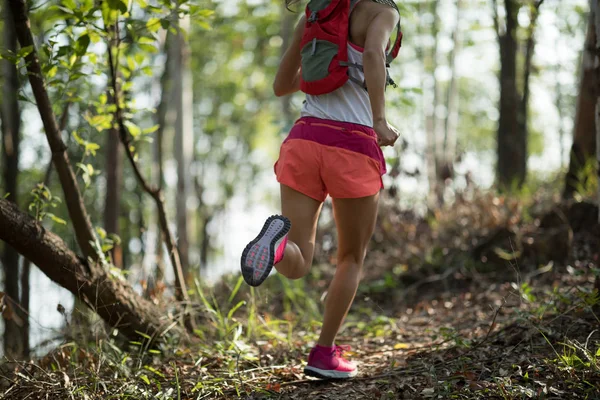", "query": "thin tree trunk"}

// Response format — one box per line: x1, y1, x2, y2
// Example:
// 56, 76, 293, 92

151, 33, 173, 290
564, 2, 597, 199
496, 0, 522, 189
595, 0, 600, 224
1, 0, 25, 359
0, 199, 180, 343
8, 0, 99, 261
104, 127, 123, 267
555, 65, 566, 169
519, 0, 544, 182
173, 15, 193, 277
20, 258, 29, 357
443, 0, 462, 178
424, 0, 441, 208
